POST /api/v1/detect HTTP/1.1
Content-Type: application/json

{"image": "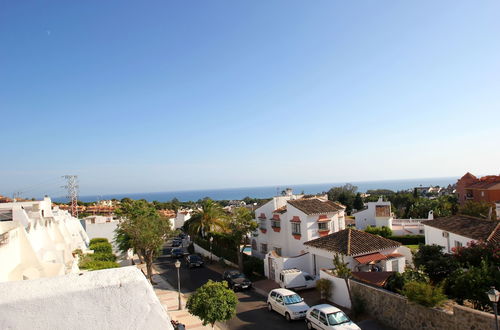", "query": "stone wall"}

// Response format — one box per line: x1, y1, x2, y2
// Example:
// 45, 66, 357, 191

350, 280, 499, 330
